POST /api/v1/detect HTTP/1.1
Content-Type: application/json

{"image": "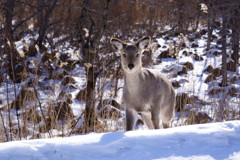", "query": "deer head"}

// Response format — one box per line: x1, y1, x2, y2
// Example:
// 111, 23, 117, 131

110, 36, 151, 72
